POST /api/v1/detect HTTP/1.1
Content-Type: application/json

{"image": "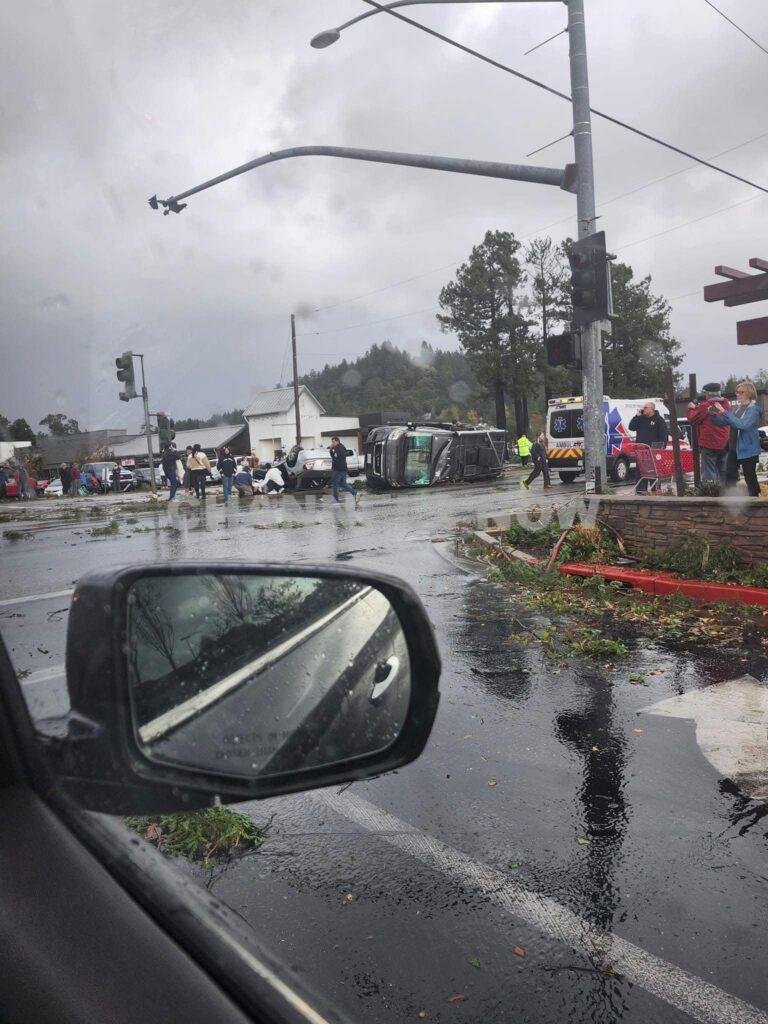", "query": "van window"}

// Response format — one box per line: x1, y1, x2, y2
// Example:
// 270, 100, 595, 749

403, 434, 432, 485
548, 409, 584, 440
